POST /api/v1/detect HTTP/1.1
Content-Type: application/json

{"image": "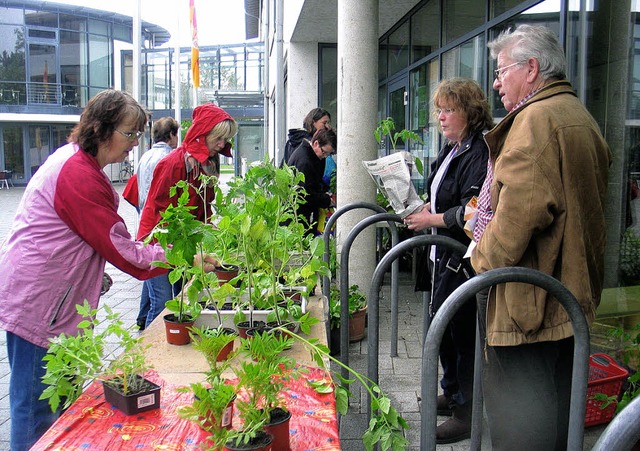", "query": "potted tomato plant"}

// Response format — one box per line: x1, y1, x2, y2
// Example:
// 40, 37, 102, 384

40, 301, 160, 416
